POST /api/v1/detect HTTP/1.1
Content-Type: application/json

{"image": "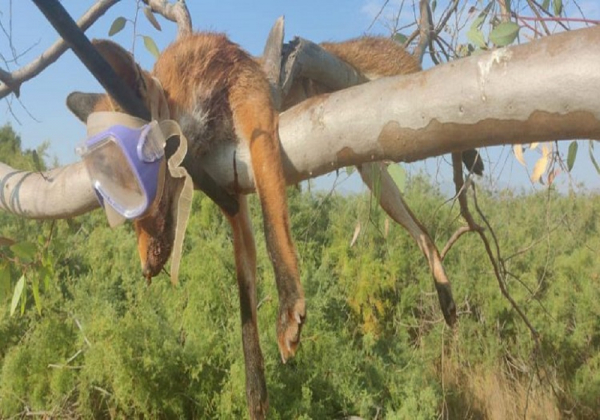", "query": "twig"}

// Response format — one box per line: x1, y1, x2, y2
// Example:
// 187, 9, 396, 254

471, 184, 540, 342
525, 0, 551, 36
256, 294, 271, 310
72, 315, 92, 347
516, 15, 600, 25
451, 153, 482, 231
451, 153, 539, 342
440, 225, 472, 260
366, 0, 391, 32
527, 0, 570, 30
